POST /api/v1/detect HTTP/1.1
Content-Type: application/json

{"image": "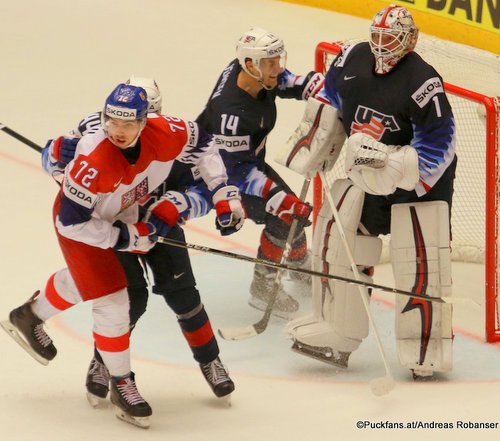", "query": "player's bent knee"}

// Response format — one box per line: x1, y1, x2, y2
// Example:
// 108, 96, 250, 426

92, 288, 130, 336
160, 286, 201, 315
